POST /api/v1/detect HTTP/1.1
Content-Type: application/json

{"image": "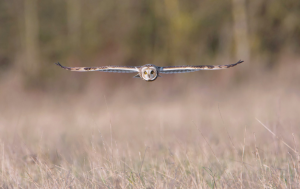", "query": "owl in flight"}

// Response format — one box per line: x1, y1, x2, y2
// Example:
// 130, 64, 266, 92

55, 60, 244, 82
